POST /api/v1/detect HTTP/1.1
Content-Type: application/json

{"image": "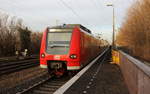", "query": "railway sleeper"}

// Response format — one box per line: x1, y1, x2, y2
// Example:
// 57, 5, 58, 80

46, 83, 64, 86
33, 90, 53, 94
42, 84, 59, 89
38, 87, 56, 91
